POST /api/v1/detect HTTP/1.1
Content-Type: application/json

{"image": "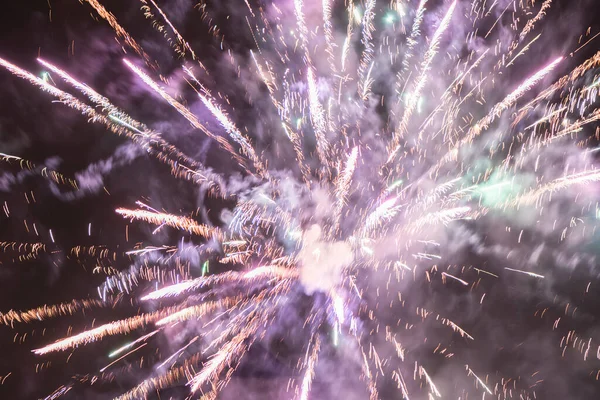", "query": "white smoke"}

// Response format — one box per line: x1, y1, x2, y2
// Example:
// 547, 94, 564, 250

298, 224, 353, 293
